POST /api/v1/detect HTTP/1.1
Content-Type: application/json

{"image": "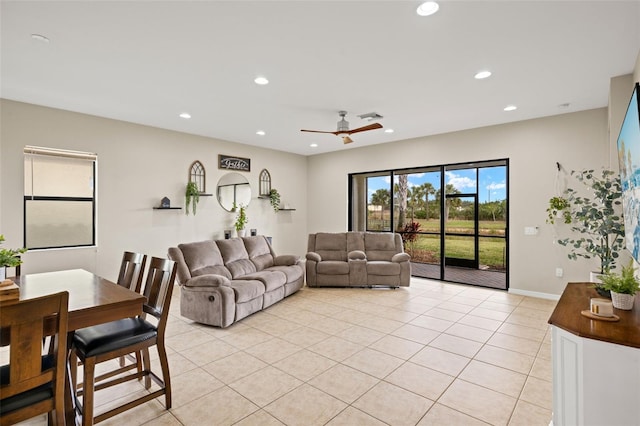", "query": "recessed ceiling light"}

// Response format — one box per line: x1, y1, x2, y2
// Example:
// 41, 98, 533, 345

474, 70, 492, 79
254, 77, 269, 85
558, 103, 571, 109
256, 130, 265, 136
503, 105, 517, 112
385, 129, 395, 133
31, 34, 50, 43
417, 1, 439, 16
310, 143, 318, 148
179, 112, 191, 119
